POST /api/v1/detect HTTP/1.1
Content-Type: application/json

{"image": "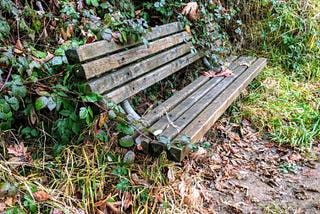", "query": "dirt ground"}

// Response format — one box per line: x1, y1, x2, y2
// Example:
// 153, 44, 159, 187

165, 118, 320, 214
